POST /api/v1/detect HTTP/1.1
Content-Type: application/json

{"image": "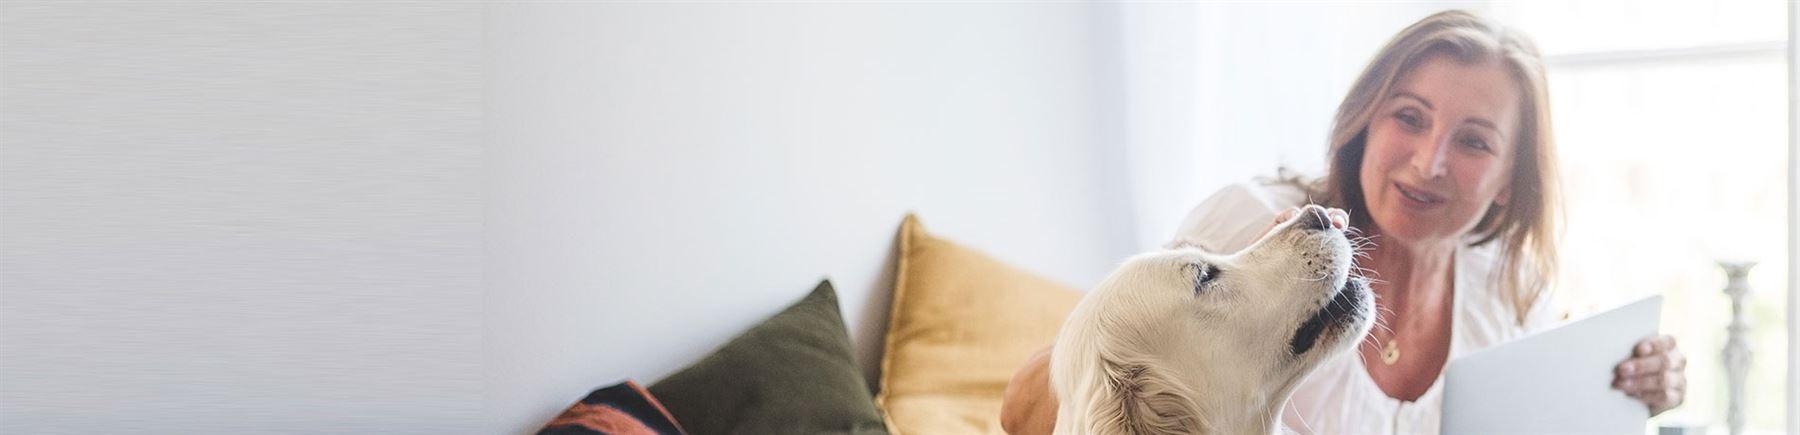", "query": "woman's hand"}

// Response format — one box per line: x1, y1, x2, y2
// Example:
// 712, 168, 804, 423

1273, 206, 1350, 232
1612, 335, 1686, 415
